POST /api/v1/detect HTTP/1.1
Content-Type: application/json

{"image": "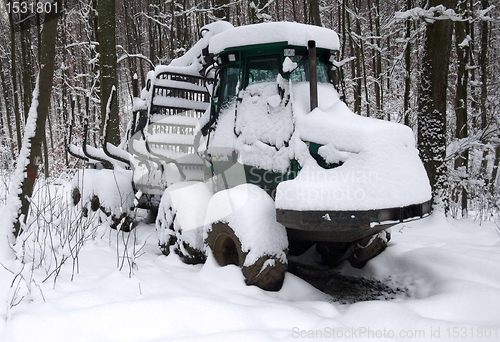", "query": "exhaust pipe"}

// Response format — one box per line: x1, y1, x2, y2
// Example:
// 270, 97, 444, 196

132, 73, 139, 98
308, 40, 318, 111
